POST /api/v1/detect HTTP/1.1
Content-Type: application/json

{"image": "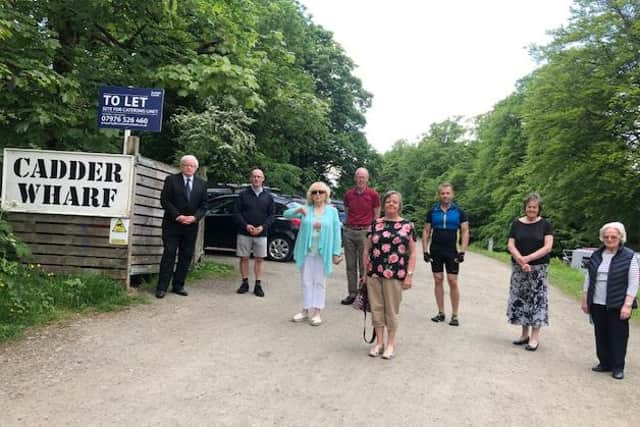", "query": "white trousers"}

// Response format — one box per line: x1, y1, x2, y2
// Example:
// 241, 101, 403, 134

301, 253, 326, 310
